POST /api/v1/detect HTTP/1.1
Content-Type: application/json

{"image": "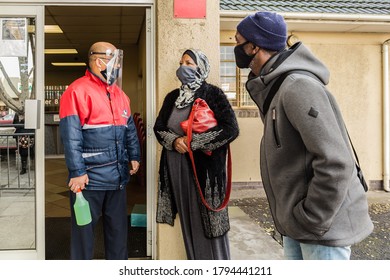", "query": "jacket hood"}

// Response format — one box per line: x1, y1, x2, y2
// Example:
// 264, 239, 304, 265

246, 42, 330, 117
252, 42, 330, 88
